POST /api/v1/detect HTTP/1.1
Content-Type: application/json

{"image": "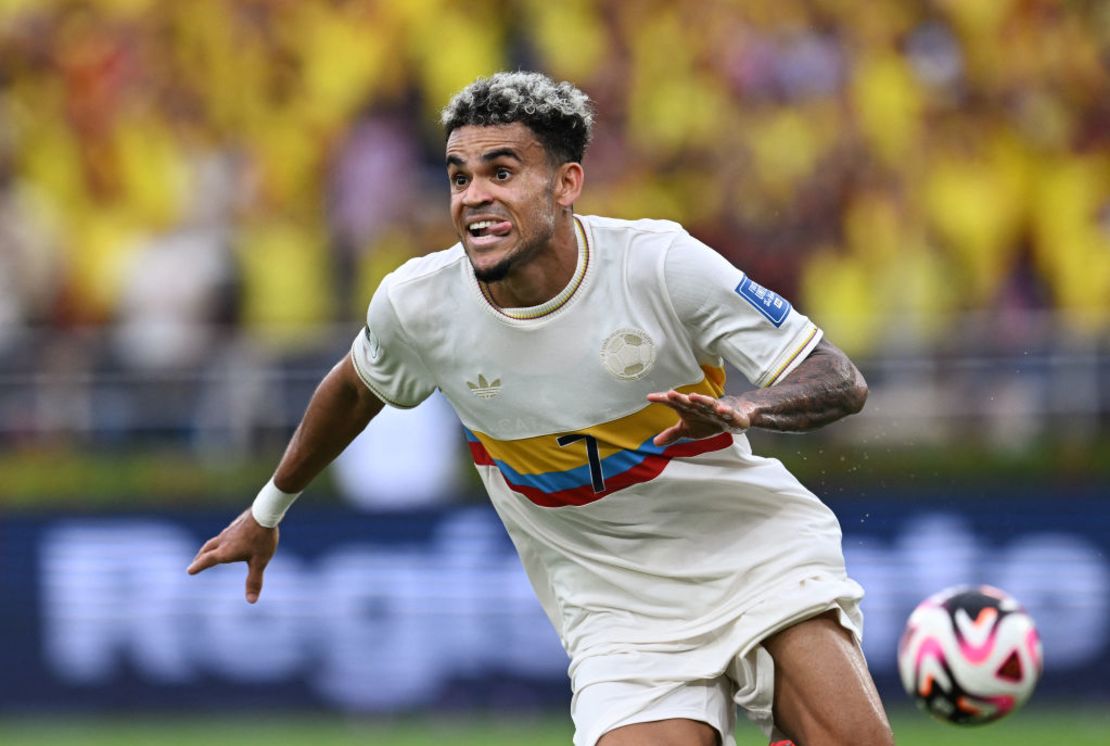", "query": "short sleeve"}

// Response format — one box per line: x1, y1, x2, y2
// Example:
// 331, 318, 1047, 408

663, 233, 823, 387
350, 273, 437, 408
